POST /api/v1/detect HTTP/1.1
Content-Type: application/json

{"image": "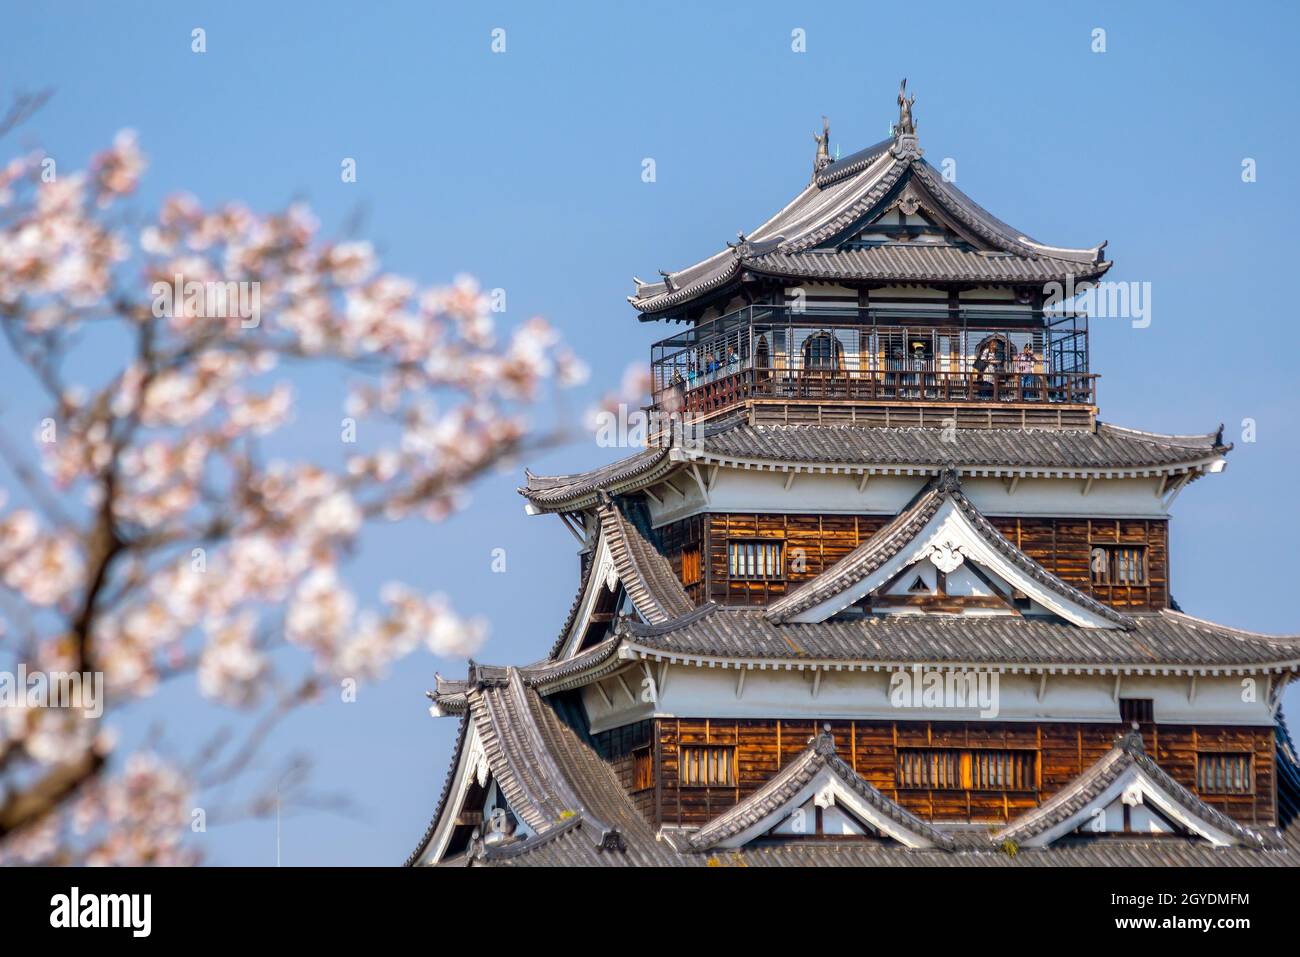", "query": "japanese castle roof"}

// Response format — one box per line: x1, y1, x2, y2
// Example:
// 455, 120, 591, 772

629, 116, 1110, 315
763, 470, 1133, 627
520, 416, 1230, 513
616, 607, 1300, 673
409, 671, 1300, 868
